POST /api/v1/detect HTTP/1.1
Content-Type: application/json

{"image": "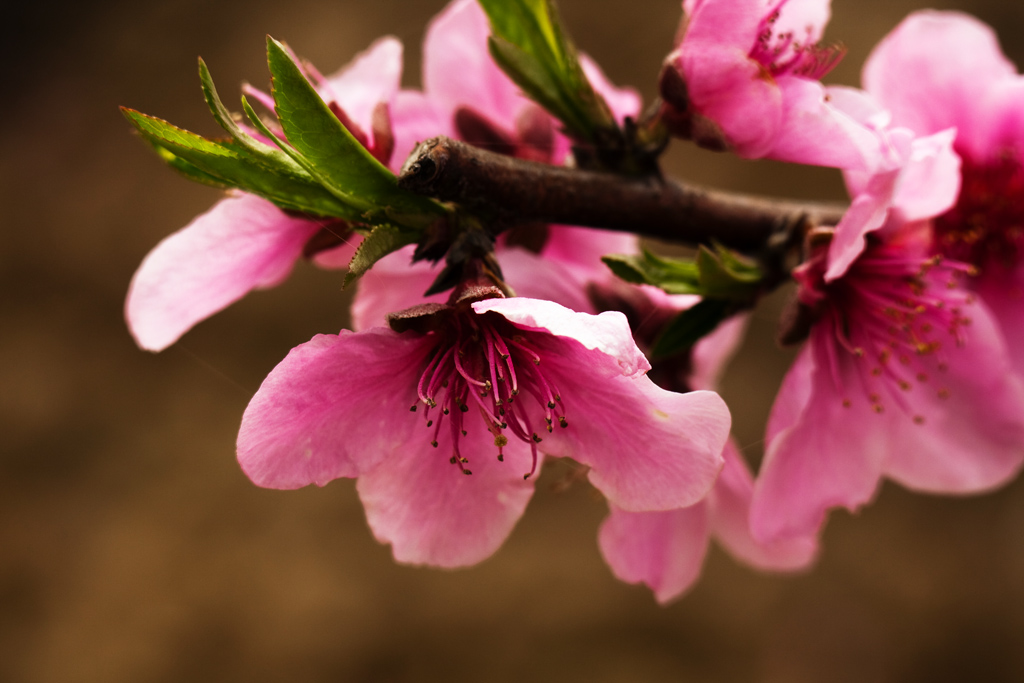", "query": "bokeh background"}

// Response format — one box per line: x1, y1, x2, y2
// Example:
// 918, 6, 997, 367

5, 0, 1024, 680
